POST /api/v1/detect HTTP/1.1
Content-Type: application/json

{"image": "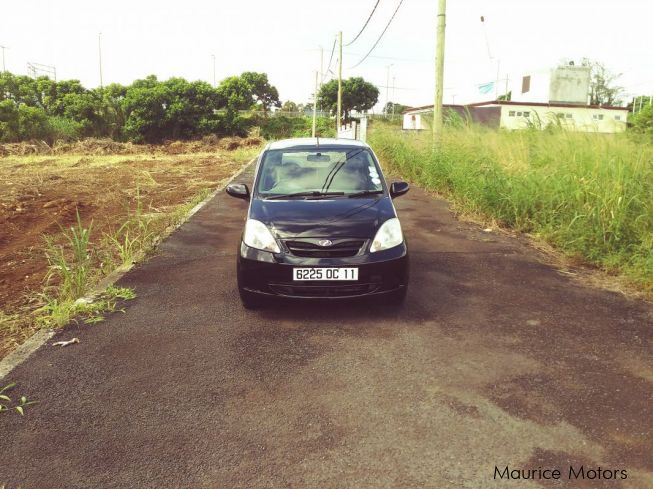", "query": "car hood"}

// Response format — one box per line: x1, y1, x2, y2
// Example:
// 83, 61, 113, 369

249, 196, 396, 238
